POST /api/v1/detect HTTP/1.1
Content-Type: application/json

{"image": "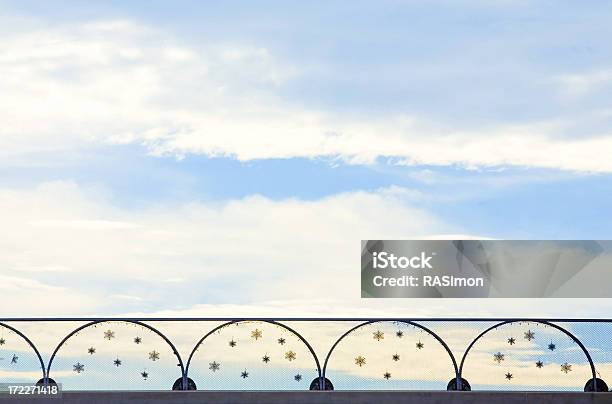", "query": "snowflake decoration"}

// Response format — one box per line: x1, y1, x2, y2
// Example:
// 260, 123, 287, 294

294, 374, 302, 382
114, 357, 122, 367
278, 338, 286, 345
505, 372, 513, 380
149, 350, 160, 361
561, 363, 572, 374
548, 342, 556, 351
141, 371, 148, 380
0, 338, 5, 345
87, 347, 96, 355
229, 339, 237, 347
10, 354, 18, 364
251, 329, 263, 340
416, 341, 424, 350
373, 330, 384, 341
392, 353, 400, 362
493, 352, 505, 364
134, 336, 142, 344
241, 370, 249, 379
524, 330, 535, 341
104, 330, 115, 340
355, 355, 366, 367
285, 350, 297, 361
262, 355, 270, 363
396, 330, 404, 338
73, 362, 85, 373
507, 337, 515, 345
383, 371, 391, 380
209, 361, 220, 372
536, 360, 544, 368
